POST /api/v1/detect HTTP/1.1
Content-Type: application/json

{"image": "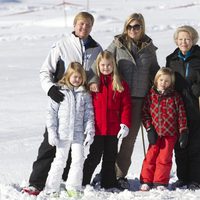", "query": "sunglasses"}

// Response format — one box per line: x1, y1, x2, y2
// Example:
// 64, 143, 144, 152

127, 24, 142, 31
